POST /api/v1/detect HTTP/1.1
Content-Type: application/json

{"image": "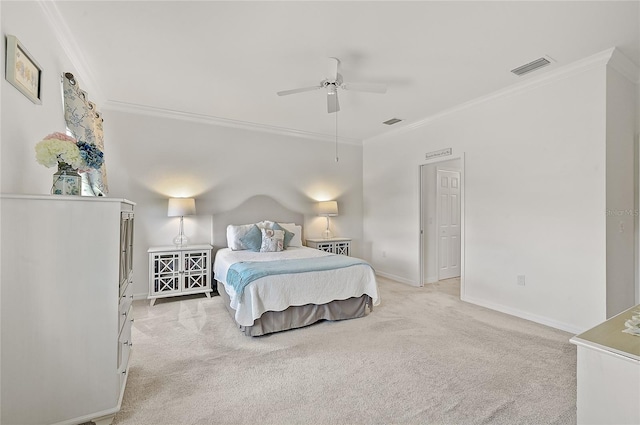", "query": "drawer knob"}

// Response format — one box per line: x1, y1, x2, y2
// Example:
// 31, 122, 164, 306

123, 340, 129, 345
